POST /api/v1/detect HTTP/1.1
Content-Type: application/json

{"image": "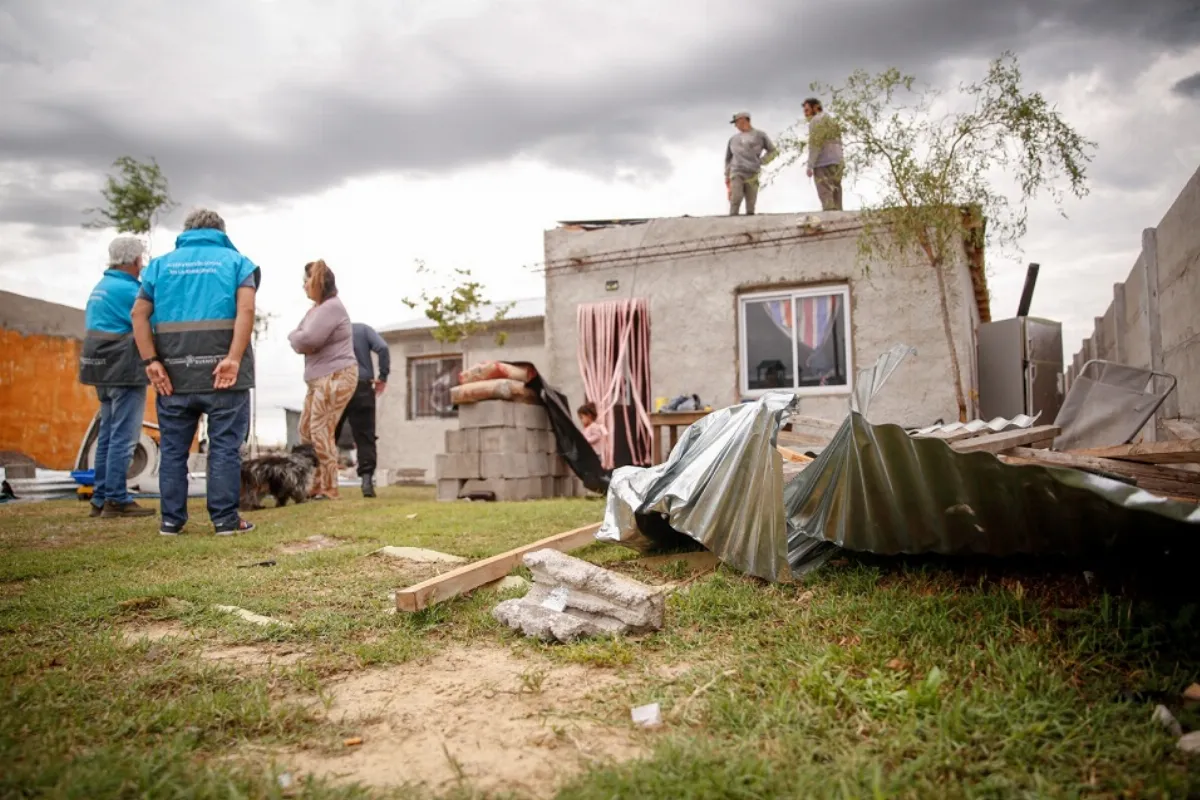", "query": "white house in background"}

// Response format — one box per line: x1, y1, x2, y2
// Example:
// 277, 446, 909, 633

375, 298, 547, 482
374, 208, 992, 482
